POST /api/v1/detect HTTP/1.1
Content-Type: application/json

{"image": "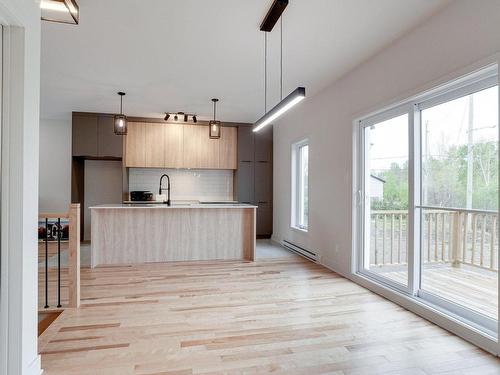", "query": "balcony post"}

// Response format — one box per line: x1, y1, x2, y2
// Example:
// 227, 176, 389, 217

451, 212, 461, 267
